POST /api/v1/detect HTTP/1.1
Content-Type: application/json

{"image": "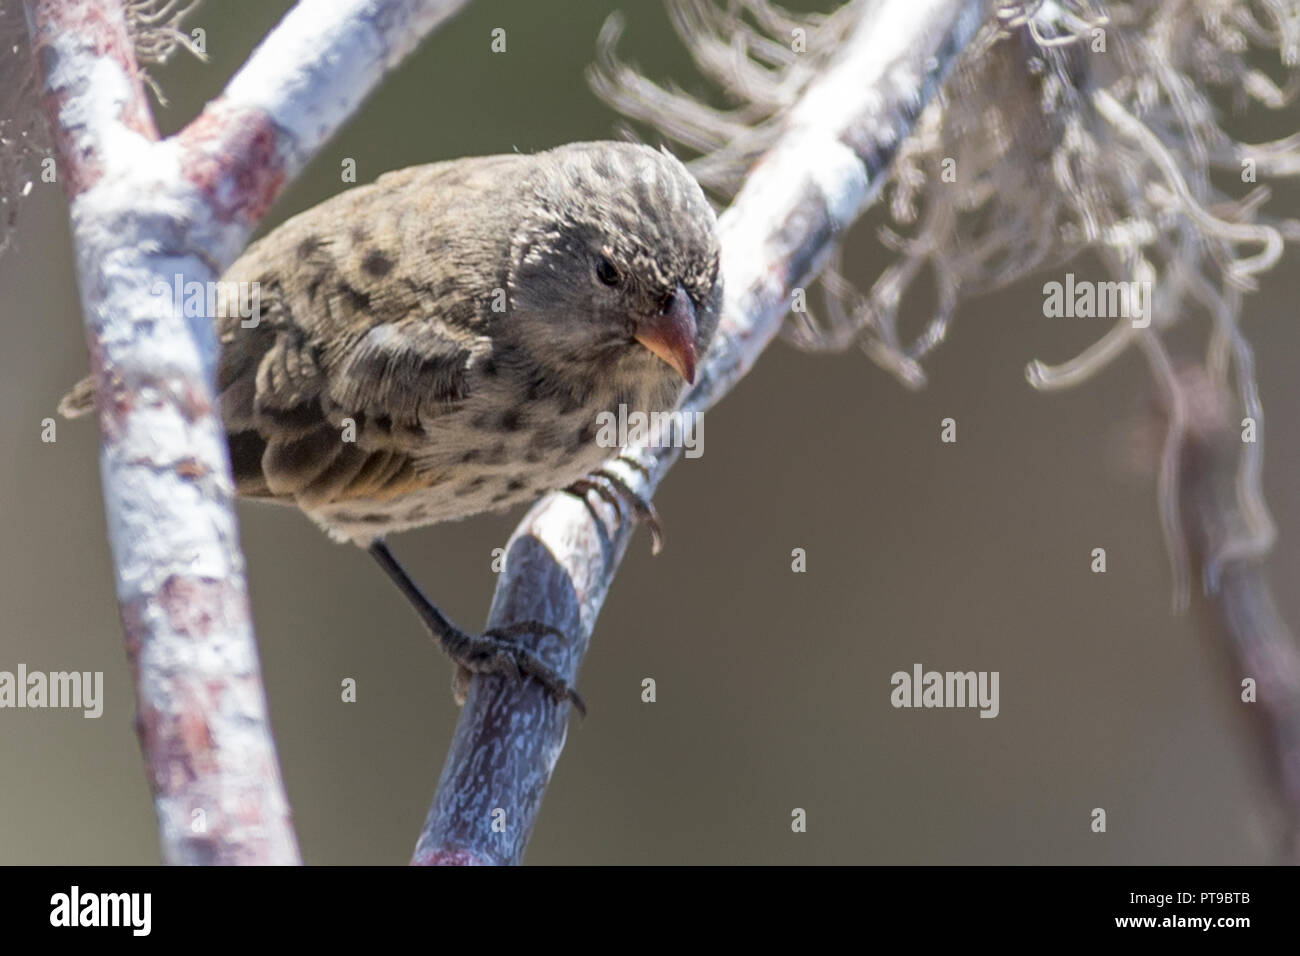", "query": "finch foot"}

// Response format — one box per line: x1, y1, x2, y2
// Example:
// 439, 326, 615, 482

448, 621, 586, 716
565, 462, 663, 554
369, 541, 584, 716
